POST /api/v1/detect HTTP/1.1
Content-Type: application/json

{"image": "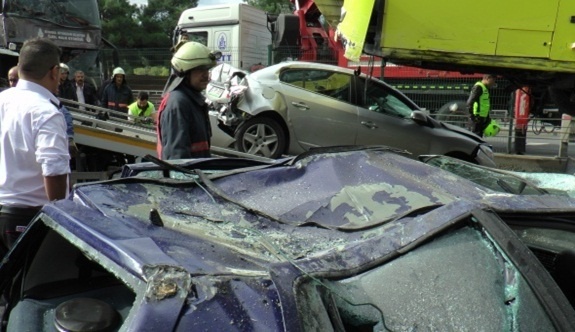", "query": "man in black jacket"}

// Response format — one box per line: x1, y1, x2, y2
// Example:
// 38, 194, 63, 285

58, 63, 77, 104
156, 42, 220, 160
101, 67, 133, 119
73, 70, 99, 109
